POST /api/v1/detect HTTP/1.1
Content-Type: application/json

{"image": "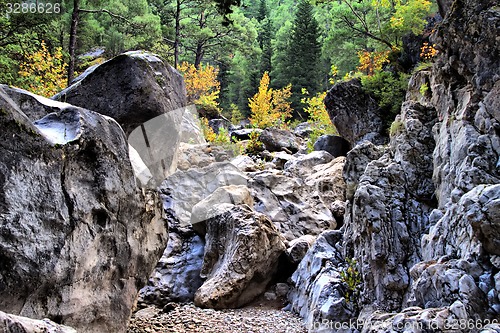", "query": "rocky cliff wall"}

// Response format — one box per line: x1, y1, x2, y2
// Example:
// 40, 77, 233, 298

290, 0, 499, 330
